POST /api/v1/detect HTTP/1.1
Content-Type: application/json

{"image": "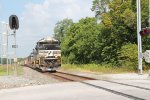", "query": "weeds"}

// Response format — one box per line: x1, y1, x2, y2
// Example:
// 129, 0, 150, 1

61, 64, 140, 74
0, 65, 23, 76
